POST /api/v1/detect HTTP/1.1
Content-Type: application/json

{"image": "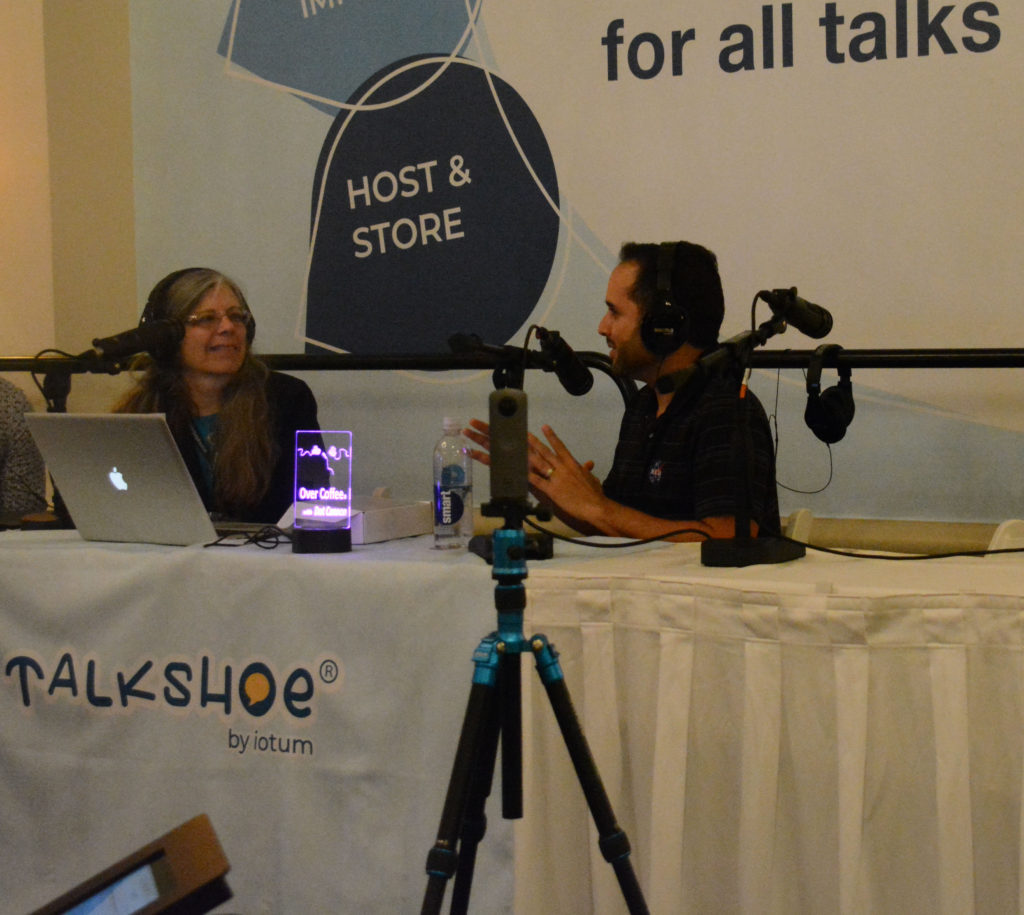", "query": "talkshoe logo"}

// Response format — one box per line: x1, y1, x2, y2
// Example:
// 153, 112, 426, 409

3, 650, 343, 723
